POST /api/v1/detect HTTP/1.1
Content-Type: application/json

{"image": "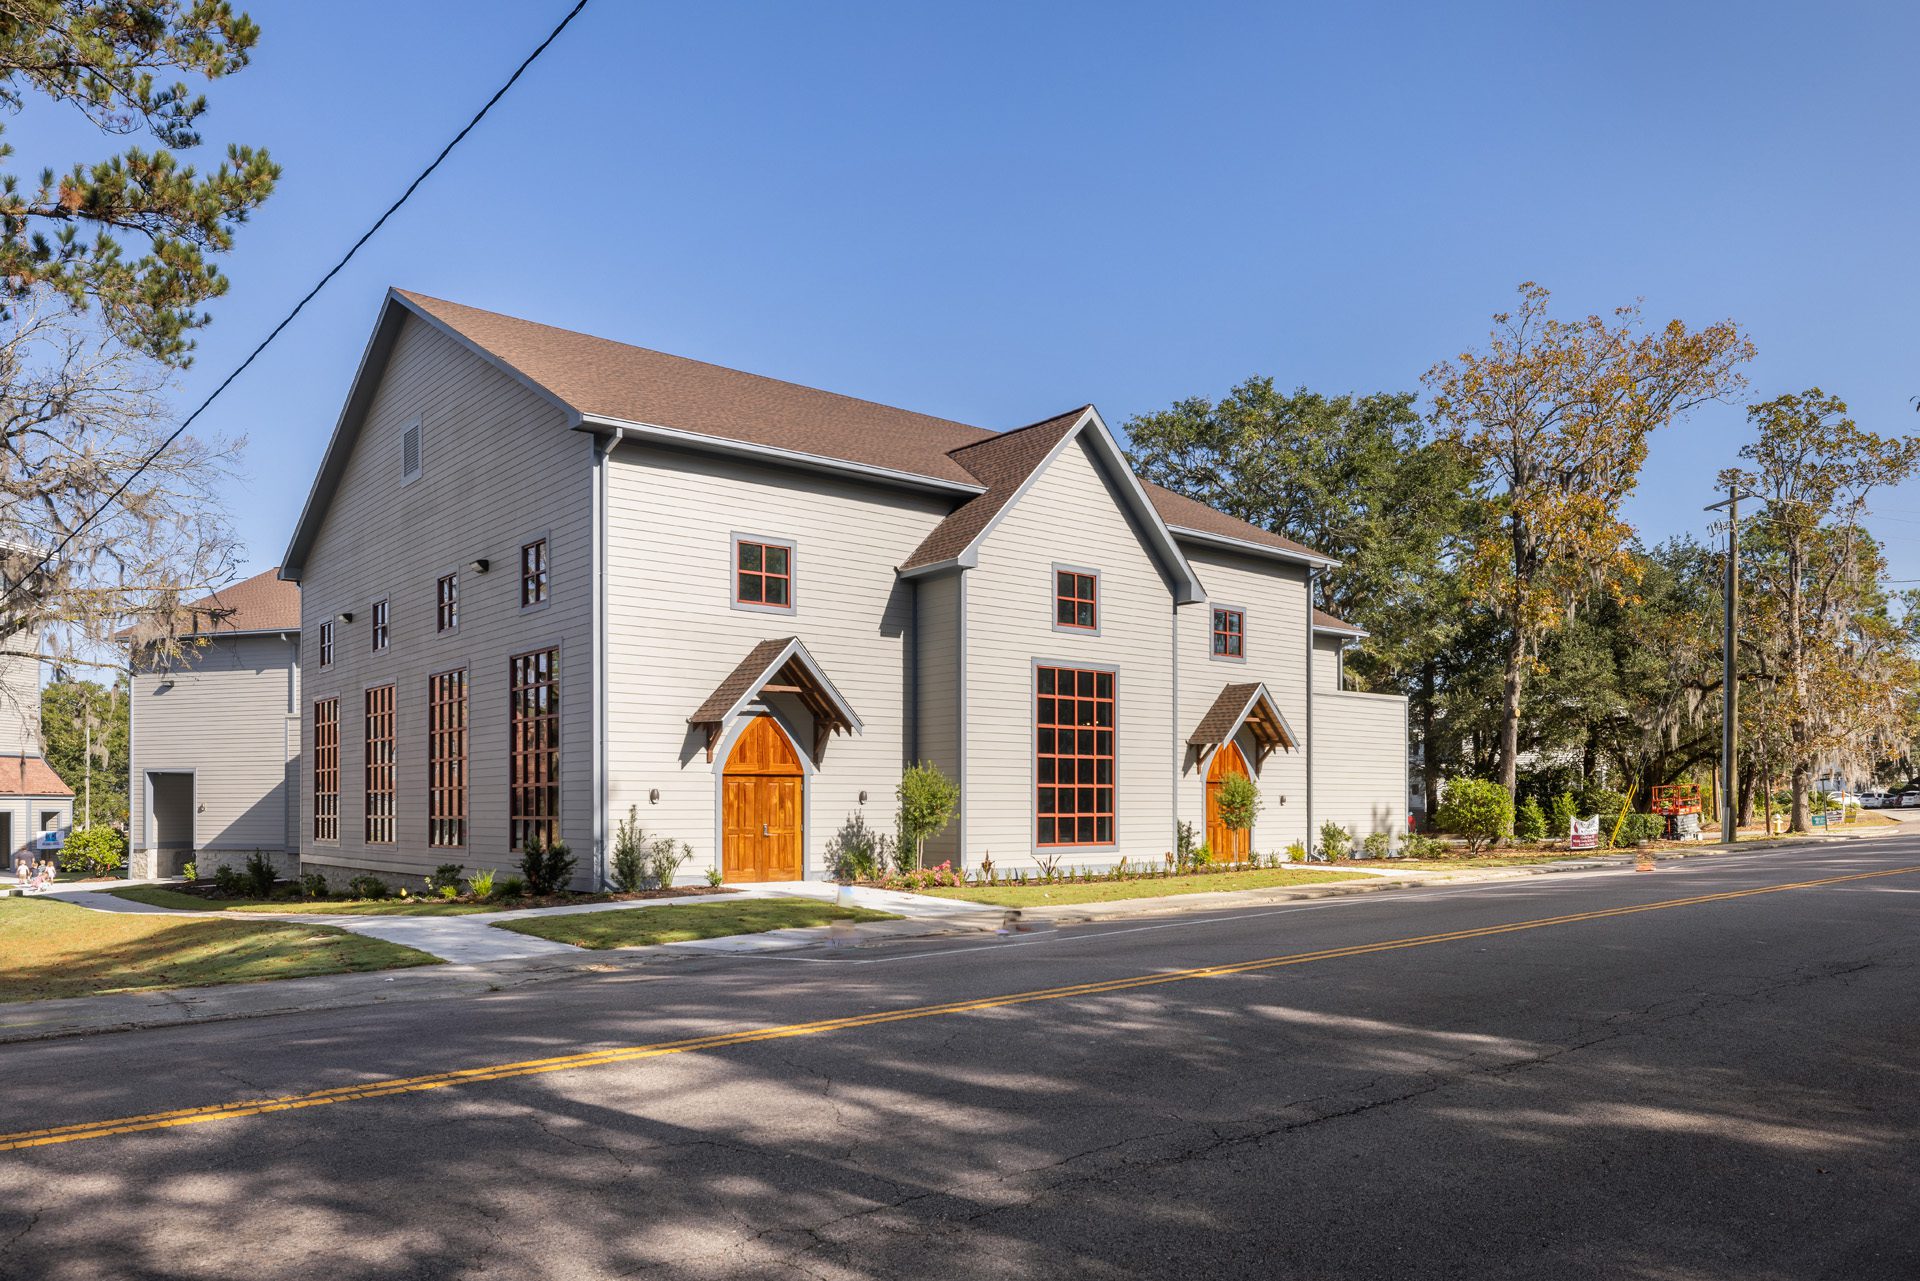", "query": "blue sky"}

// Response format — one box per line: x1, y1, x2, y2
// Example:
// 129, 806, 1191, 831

38, 1, 1920, 583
